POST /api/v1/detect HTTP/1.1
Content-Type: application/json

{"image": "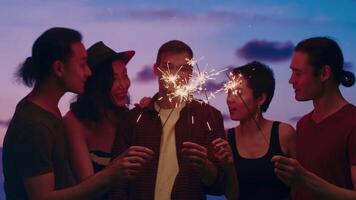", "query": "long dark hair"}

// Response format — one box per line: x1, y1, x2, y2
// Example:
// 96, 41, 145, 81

295, 37, 355, 87
70, 59, 129, 124
16, 27, 82, 87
